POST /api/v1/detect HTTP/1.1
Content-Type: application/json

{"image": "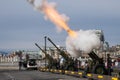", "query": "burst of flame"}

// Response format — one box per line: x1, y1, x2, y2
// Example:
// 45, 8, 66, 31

41, 1, 77, 37
67, 29, 77, 38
